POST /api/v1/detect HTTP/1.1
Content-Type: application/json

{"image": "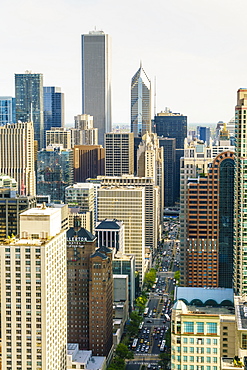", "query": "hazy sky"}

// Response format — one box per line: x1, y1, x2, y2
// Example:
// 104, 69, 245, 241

1, 0, 247, 125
